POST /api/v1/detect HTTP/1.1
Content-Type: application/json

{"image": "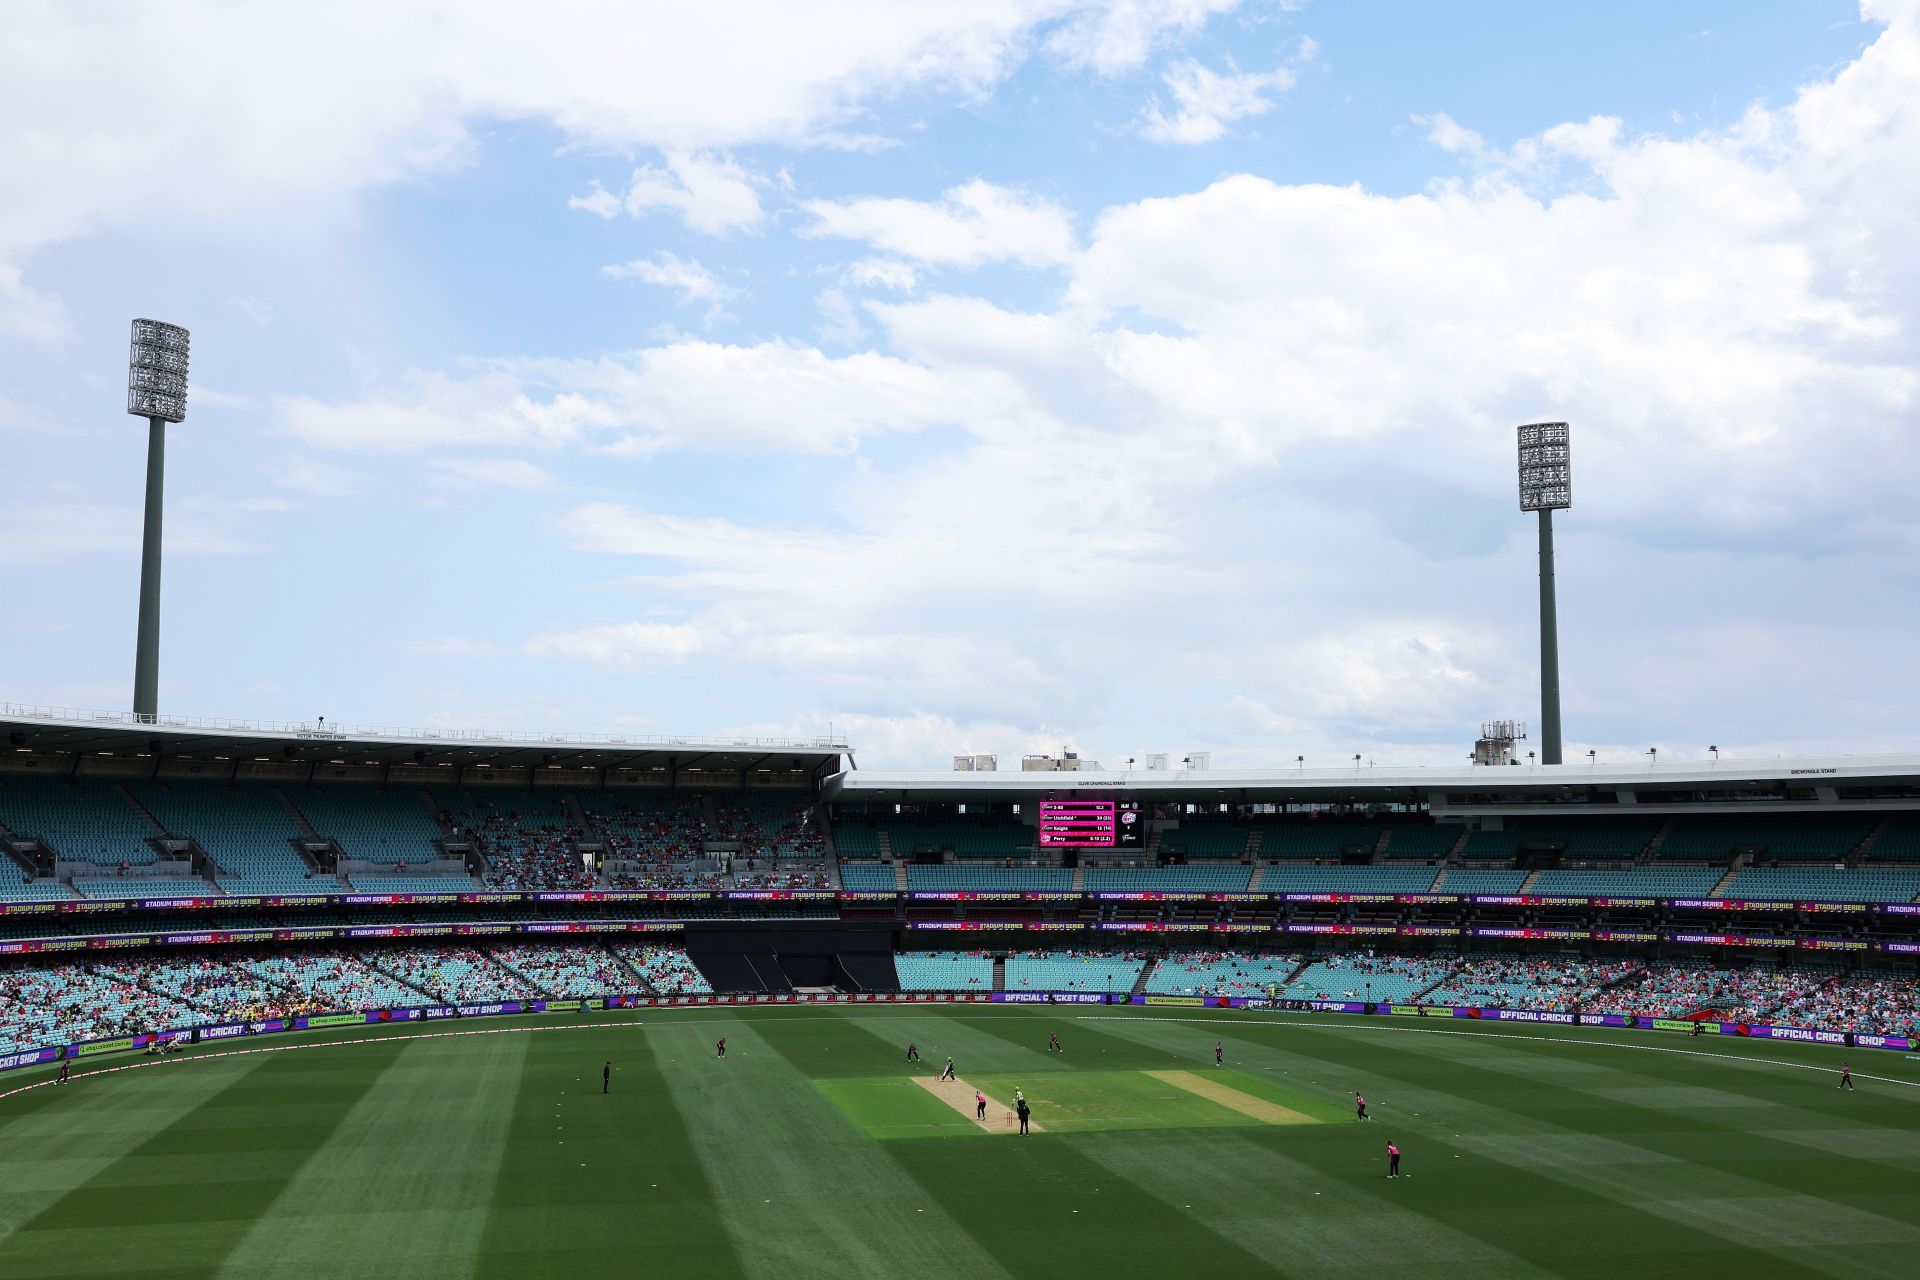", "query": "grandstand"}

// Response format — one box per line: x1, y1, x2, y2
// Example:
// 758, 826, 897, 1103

1146, 951, 1302, 996
895, 951, 993, 991
129, 781, 324, 895
1004, 950, 1144, 993
292, 785, 443, 865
